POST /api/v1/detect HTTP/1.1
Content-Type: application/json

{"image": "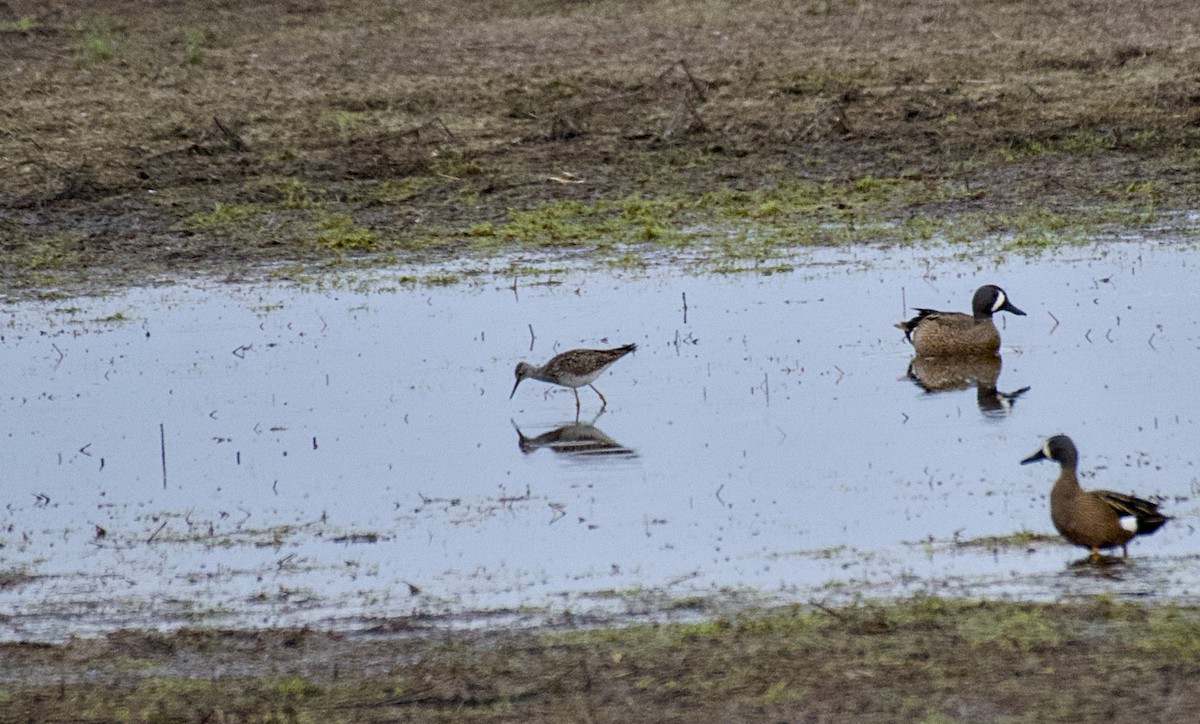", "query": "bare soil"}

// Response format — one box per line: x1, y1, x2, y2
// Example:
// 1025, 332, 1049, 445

3, 0, 1200, 719
2, 0, 1199, 298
